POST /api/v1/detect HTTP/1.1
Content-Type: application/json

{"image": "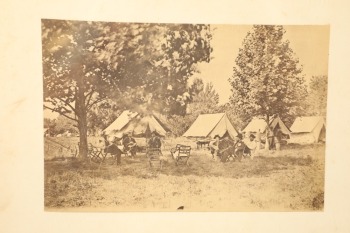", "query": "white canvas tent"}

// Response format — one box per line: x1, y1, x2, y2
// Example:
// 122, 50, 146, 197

103, 110, 169, 138
182, 113, 238, 139
289, 116, 326, 144
243, 116, 291, 136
